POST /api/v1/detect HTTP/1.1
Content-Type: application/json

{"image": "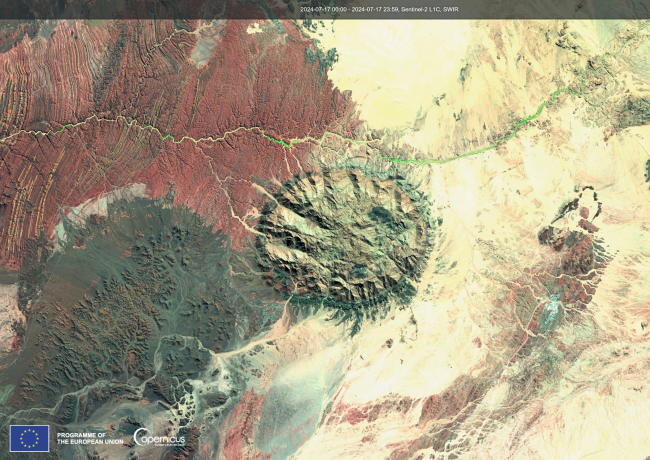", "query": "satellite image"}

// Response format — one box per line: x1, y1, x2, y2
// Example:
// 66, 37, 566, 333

0, 0, 650, 459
